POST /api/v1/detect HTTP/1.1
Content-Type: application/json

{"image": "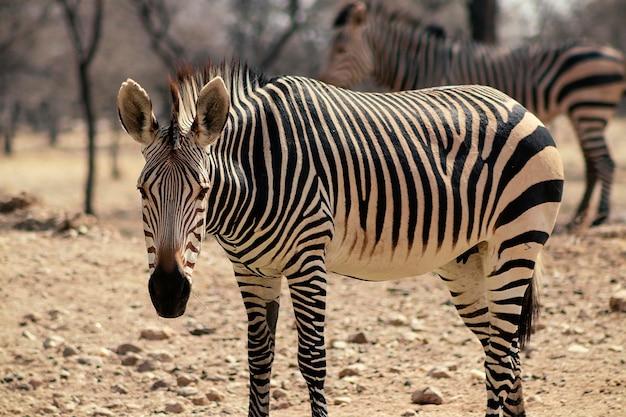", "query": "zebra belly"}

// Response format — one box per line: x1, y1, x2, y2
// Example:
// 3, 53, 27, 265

325, 234, 471, 281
